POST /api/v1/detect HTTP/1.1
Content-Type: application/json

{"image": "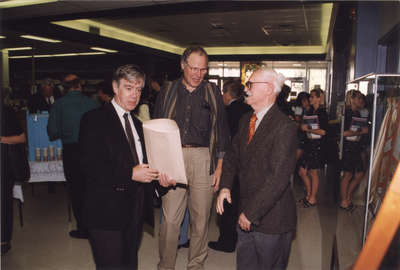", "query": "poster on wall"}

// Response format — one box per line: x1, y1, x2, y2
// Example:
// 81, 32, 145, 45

369, 97, 400, 215
240, 62, 260, 85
